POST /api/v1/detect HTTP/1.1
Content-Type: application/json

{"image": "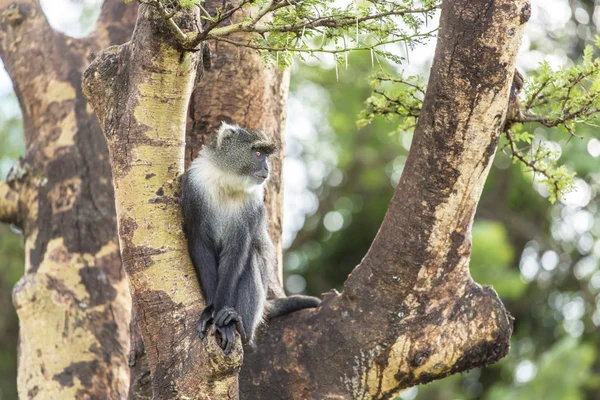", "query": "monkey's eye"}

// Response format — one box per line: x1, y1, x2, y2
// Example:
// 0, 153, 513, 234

255, 151, 262, 158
